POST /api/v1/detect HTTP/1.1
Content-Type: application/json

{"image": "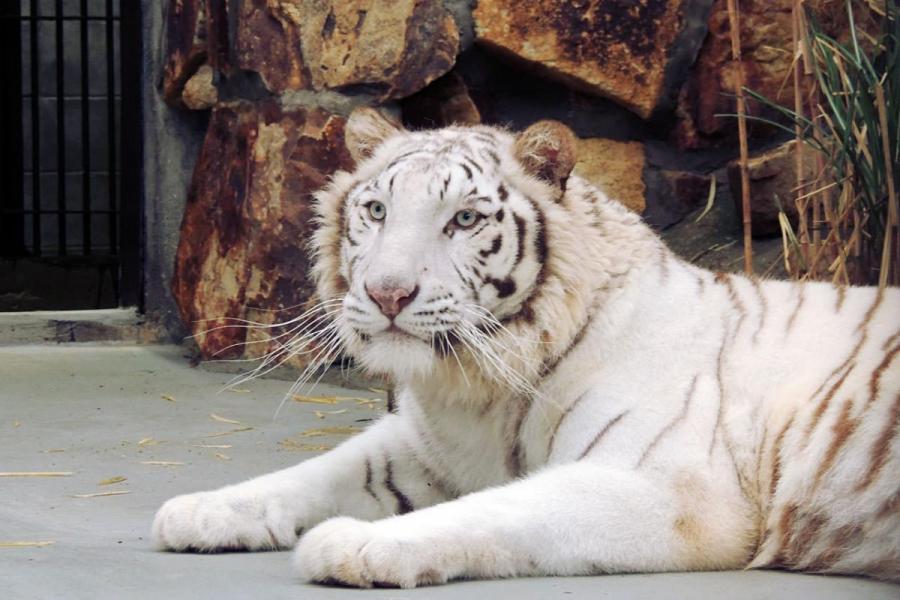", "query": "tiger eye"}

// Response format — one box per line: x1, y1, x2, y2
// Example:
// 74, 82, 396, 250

368, 201, 386, 221
455, 210, 477, 228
